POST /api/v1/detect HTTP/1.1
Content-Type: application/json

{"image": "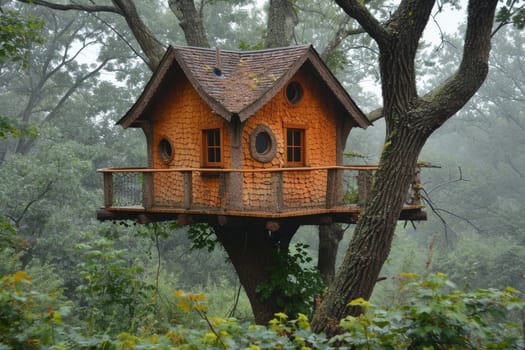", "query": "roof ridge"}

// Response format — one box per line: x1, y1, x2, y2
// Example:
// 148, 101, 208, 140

170, 44, 312, 55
